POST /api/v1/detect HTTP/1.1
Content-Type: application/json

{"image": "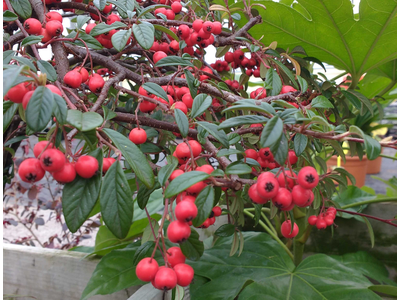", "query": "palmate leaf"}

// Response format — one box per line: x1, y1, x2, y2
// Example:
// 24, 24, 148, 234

189, 232, 384, 300
234, 0, 396, 78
